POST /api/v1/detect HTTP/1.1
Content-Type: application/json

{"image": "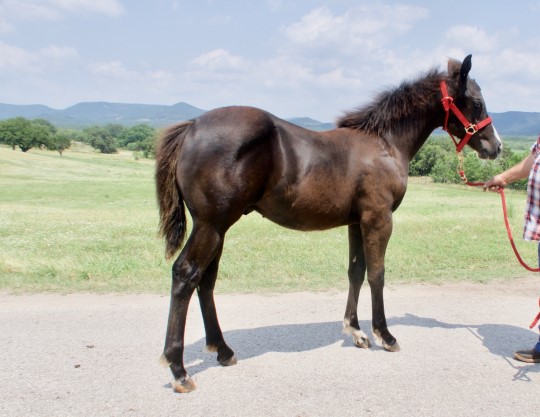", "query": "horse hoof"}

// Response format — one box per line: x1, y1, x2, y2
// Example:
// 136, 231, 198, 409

383, 340, 401, 352
354, 335, 372, 349
172, 377, 196, 393
219, 354, 237, 367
